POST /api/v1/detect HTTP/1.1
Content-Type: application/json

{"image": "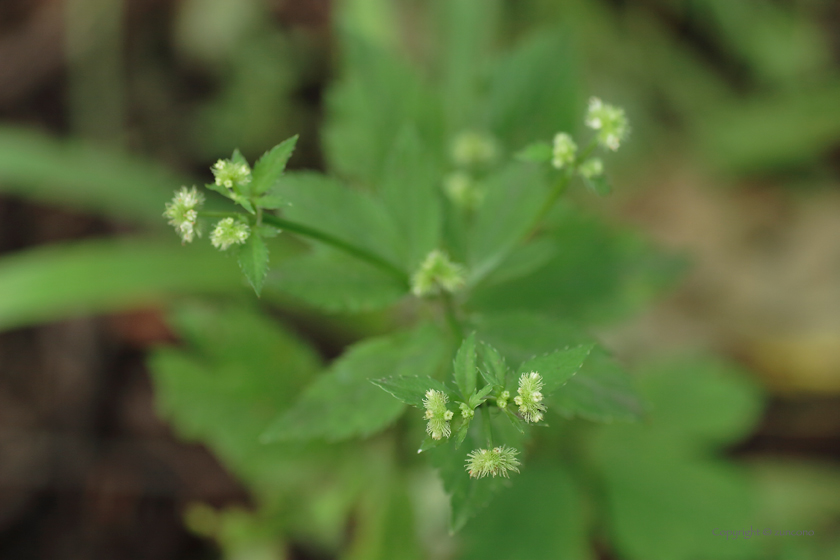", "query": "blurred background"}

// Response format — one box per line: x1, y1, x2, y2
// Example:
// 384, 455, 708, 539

1, 0, 840, 558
